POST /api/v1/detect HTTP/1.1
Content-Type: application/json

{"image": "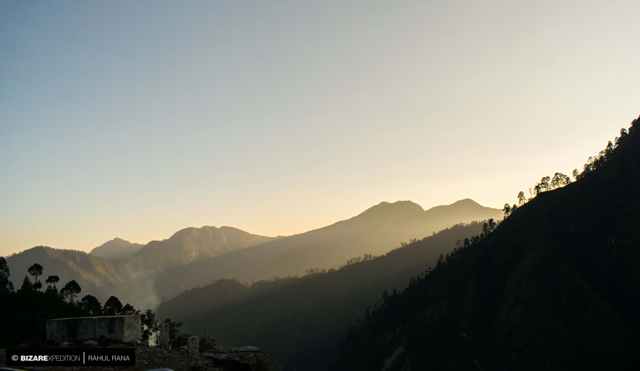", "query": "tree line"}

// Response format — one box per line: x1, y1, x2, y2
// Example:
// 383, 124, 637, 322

502, 126, 633, 219
0, 257, 174, 347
